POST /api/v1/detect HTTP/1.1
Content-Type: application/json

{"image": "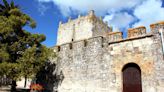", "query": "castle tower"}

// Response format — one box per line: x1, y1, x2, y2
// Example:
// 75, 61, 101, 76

56, 10, 111, 45
51, 10, 164, 92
